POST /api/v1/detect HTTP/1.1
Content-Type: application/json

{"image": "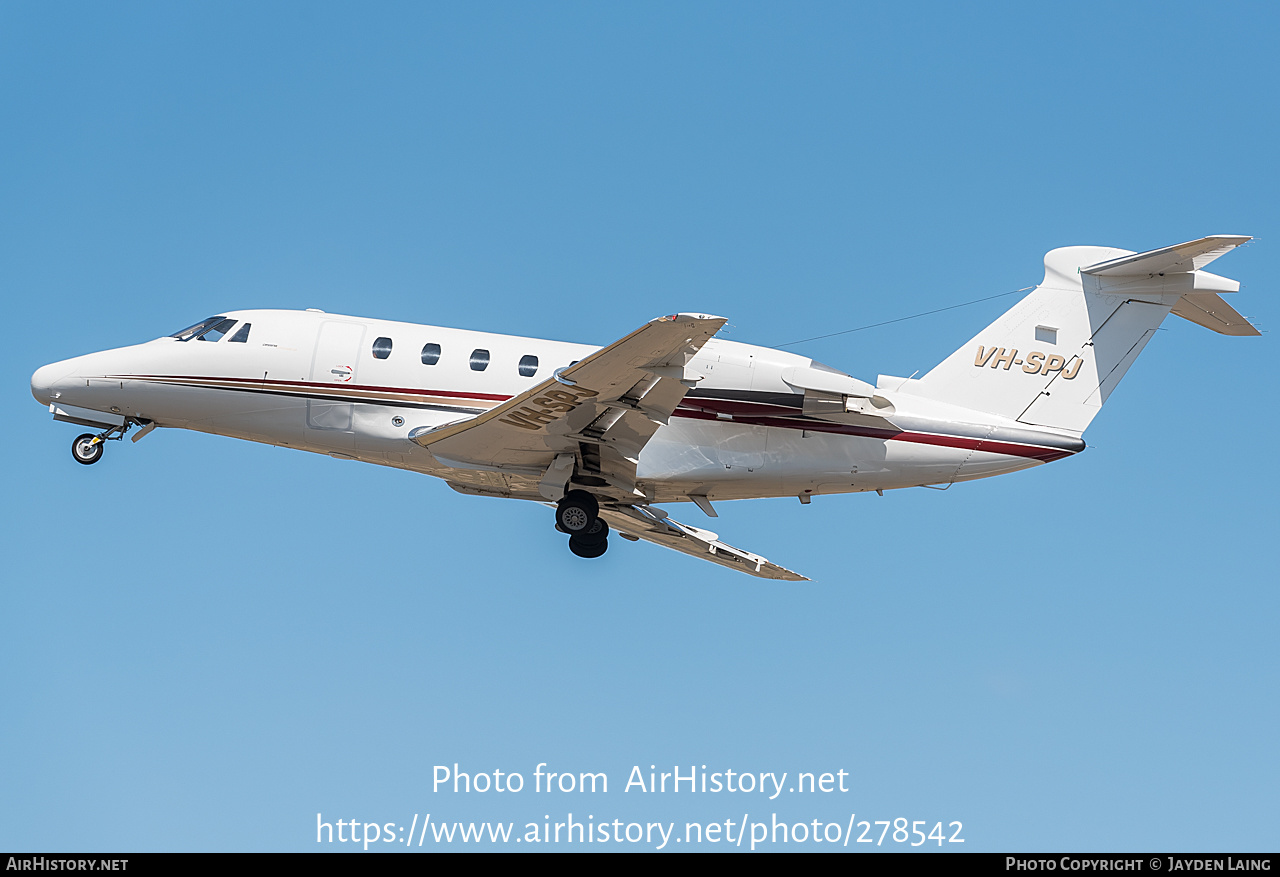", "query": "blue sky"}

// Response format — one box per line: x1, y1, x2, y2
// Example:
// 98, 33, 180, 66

2, 2, 1276, 852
